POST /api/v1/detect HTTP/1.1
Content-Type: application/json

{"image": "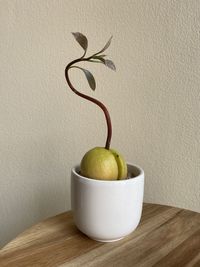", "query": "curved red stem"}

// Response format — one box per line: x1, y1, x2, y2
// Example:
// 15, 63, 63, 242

65, 58, 112, 150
